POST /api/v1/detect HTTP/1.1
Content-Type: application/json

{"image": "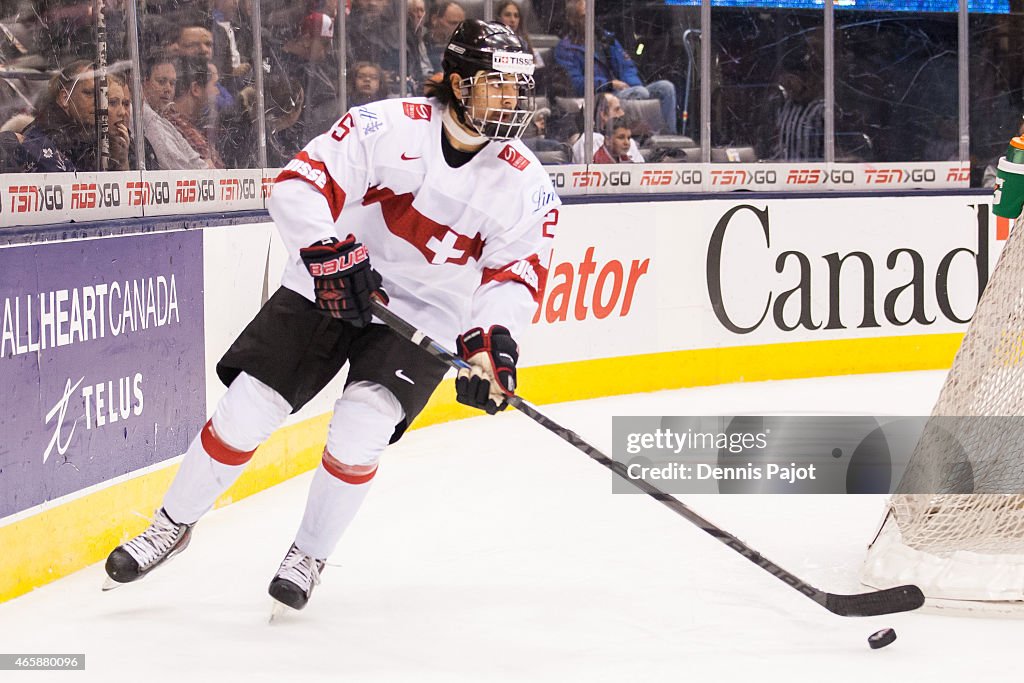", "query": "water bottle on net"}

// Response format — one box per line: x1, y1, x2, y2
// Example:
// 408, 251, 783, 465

993, 136, 1024, 219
